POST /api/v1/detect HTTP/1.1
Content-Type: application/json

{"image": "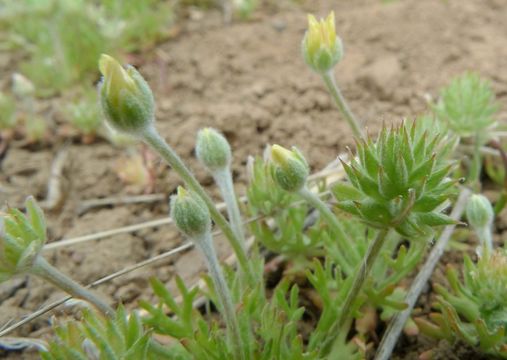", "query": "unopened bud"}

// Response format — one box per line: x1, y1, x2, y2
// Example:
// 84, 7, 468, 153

466, 194, 494, 230
196, 128, 231, 171
170, 187, 211, 237
270, 144, 309, 192
302, 11, 343, 74
98, 54, 154, 135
